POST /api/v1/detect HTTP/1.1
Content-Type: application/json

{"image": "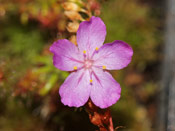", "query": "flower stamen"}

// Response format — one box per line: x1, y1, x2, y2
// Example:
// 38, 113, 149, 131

73, 66, 78, 70
90, 79, 93, 83
83, 50, 86, 54
102, 65, 106, 70
95, 47, 99, 51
